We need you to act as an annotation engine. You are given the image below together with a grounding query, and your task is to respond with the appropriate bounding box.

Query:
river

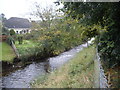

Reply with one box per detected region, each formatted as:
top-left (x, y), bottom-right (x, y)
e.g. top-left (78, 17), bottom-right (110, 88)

top-left (2, 39), bottom-right (94, 88)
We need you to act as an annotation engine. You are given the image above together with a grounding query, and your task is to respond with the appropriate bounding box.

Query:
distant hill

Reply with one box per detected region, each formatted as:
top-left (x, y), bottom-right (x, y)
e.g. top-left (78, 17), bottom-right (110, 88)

top-left (4, 17), bottom-right (31, 28)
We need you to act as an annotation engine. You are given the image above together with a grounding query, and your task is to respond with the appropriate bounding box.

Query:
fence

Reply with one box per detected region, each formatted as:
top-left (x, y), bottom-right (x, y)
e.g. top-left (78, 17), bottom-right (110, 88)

top-left (94, 48), bottom-right (109, 88)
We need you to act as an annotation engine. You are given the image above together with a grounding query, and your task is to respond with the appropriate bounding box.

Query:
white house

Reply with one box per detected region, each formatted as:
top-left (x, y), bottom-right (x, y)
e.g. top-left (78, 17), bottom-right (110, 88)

top-left (4, 17), bottom-right (31, 34)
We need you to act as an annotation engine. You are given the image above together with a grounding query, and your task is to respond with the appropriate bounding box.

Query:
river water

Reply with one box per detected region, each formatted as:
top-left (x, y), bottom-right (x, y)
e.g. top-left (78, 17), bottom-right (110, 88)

top-left (2, 40), bottom-right (94, 88)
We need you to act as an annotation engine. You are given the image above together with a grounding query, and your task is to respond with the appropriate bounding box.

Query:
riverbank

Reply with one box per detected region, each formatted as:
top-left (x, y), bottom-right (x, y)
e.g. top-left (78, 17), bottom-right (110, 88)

top-left (31, 44), bottom-right (96, 88)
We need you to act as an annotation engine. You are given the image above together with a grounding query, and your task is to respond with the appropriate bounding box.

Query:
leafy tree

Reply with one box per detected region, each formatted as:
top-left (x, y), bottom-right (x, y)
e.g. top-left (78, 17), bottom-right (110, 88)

top-left (60, 2), bottom-right (120, 68)
top-left (98, 3), bottom-right (120, 68)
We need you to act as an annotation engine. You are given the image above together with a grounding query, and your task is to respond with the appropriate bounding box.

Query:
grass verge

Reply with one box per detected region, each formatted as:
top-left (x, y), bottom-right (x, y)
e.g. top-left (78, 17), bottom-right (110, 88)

top-left (31, 45), bottom-right (96, 88)
top-left (0, 42), bottom-right (16, 62)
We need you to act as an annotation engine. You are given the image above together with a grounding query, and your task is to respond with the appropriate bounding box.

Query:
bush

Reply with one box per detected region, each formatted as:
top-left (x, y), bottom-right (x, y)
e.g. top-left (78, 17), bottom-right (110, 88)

top-left (18, 36), bottom-right (23, 44)
top-left (10, 29), bottom-right (15, 36)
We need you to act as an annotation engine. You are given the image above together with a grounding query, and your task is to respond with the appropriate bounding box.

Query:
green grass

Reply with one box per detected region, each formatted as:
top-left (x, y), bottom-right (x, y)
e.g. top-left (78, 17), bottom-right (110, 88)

top-left (15, 40), bottom-right (38, 48)
top-left (15, 40), bottom-right (39, 55)
top-left (31, 45), bottom-right (96, 88)
top-left (0, 42), bottom-right (16, 62)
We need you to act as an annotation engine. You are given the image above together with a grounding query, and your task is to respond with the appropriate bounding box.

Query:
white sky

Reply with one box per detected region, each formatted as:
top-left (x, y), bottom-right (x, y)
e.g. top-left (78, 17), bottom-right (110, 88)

top-left (0, 0), bottom-right (119, 20)
top-left (0, 0), bottom-right (60, 20)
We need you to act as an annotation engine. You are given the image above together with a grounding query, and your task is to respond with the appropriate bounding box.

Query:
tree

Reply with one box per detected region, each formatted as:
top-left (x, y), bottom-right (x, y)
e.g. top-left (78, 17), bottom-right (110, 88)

top-left (0, 14), bottom-right (9, 35)
top-left (98, 3), bottom-right (120, 68)
top-left (61, 2), bottom-right (120, 68)
top-left (31, 2), bottom-right (59, 30)
top-left (1, 13), bottom-right (7, 27)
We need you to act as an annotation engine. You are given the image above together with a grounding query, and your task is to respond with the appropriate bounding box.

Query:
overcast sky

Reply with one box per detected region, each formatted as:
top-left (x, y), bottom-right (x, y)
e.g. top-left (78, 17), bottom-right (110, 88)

top-left (0, 0), bottom-right (59, 20)
top-left (1, 0), bottom-right (119, 20)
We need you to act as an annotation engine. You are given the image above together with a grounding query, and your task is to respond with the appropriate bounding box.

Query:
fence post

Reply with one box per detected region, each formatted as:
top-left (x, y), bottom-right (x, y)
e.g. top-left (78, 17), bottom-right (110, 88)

top-left (11, 41), bottom-right (19, 58)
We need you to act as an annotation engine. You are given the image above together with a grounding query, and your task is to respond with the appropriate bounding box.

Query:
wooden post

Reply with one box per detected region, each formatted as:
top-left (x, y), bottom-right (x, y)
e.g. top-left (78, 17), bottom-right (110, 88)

top-left (11, 41), bottom-right (19, 58)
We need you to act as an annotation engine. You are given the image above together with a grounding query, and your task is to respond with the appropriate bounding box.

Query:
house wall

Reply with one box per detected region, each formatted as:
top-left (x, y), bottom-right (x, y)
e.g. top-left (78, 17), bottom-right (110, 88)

top-left (8, 28), bottom-right (31, 34)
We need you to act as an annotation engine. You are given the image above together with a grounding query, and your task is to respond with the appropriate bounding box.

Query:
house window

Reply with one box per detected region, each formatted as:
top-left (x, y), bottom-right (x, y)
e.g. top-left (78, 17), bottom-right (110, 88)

top-left (24, 30), bottom-right (26, 33)
top-left (16, 31), bottom-right (18, 34)
top-left (20, 31), bottom-right (22, 34)
top-left (27, 29), bottom-right (29, 33)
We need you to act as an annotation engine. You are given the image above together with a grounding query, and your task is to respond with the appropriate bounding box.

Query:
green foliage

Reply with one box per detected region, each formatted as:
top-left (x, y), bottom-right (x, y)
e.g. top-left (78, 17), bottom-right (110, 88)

top-left (62, 2), bottom-right (112, 25)
top-left (10, 29), bottom-right (15, 36)
top-left (16, 16), bottom-right (103, 62)
top-left (98, 27), bottom-right (120, 68)
top-left (15, 40), bottom-right (39, 55)
top-left (61, 2), bottom-right (120, 68)
top-left (97, 3), bottom-right (120, 68)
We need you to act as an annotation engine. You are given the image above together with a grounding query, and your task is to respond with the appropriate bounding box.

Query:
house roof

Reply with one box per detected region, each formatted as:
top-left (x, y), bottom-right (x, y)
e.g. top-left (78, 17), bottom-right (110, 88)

top-left (4, 17), bottom-right (31, 28)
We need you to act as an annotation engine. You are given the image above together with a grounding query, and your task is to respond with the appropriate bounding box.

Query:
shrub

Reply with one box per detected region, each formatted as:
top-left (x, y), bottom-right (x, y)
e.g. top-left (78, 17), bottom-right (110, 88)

top-left (10, 29), bottom-right (15, 36)
top-left (18, 36), bottom-right (23, 44)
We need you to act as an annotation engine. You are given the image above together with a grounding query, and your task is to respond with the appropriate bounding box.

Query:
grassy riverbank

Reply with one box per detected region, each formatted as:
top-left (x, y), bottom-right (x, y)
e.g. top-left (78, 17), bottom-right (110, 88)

top-left (31, 45), bottom-right (96, 88)
top-left (0, 42), bottom-right (16, 62)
